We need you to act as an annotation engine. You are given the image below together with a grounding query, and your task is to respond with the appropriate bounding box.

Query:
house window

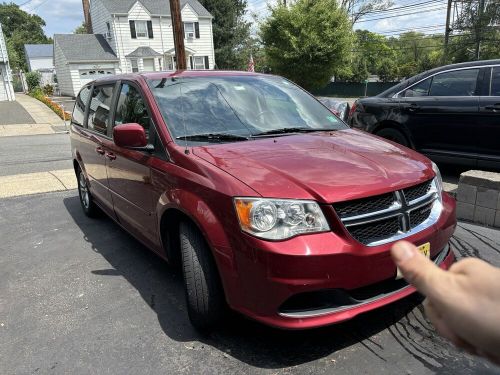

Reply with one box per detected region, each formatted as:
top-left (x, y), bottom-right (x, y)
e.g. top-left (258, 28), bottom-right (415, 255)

top-left (135, 21), bottom-right (148, 38)
top-left (106, 22), bottom-right (111, 38)
top-left (131, 59), bottom-right (139, 73)
top-left (193, 56), bottom-right (205, 70)
top-left (184, 22), bottom-right (195, 39)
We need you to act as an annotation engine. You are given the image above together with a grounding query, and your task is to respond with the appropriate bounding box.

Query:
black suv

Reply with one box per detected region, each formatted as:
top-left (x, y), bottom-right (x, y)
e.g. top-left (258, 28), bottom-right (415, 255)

top-left (349, 59), bottom-right (500, 169)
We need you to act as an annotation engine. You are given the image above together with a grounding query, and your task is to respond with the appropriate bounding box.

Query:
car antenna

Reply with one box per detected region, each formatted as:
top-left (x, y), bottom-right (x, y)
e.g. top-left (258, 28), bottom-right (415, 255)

top-left (180, 80), bottom-right (189, 155)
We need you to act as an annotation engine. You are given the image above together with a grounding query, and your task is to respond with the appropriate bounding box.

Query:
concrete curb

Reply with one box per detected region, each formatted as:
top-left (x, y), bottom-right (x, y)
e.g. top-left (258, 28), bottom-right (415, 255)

top-left (456, 170), bottom-right (500, 228)
top-left (0, 124), bottom-right (60, 137)
top-left (0, 169), bottom-right (77, 198)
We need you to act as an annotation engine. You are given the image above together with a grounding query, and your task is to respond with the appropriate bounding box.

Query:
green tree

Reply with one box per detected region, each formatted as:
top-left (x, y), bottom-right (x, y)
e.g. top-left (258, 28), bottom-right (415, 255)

top-left (449, 0), bottom-right (500, 62)
top-left (377, 58), bottom-right (398, 82)
top-left (73, 22), bottom-right (87, 34)
top-left (198, 0), bottom-right (251, 69)
top-left (260, 0), bottom-right (353, 90)
top-left (0, 3), bottom-right (52, 71)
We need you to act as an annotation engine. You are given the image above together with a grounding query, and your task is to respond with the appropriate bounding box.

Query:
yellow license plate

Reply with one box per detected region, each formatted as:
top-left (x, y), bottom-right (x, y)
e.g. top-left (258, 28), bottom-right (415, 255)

top-left (396, 242), bottom-right (430, 279)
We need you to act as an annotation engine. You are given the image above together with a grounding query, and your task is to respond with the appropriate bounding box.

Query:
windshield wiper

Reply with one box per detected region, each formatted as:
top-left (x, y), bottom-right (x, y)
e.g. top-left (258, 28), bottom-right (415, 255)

top-left (251, 127), bottom-right (328, 137)
top-left (176, 133), bottom-right (249, 142)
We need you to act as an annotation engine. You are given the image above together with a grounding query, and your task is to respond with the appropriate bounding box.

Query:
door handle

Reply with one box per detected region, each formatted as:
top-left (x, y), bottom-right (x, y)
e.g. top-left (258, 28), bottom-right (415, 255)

top-left (485, 103), bottom-right (500, 111)
top-left (95, 146), bottom-right (105, 155)
top-left (105, 152), bottom-right (116, 161)
top-left (407, 103), bottom-right (420, 112)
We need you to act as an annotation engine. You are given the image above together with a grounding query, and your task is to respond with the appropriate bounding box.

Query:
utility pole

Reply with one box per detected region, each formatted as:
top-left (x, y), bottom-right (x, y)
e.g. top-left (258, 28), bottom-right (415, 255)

top-left (169, 0), bottom-right (187, 70)
top-left (475, 0), bottom-right (486, 60)
top-left (444, 0), bottom-right (452, 61)
top-left (82, 0), bottom-right (93, 34)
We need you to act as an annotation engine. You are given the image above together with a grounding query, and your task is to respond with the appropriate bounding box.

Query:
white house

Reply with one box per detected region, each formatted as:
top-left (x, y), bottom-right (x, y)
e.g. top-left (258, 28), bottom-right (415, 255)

top-left (0, 23), bottom-right (15, 101)
top-left (24, 44), bottom-right (55, 85)
top-left (54, 0), bottom-right (215, 97)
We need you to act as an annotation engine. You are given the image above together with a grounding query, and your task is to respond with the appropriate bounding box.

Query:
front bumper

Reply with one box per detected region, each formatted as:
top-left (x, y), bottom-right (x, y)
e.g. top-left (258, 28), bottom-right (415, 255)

top-left (220, 193), bottom-right (456, 329)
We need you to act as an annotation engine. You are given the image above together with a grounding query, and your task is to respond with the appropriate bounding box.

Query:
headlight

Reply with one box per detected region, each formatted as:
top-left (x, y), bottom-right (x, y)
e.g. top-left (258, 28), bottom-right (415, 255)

top-left (234, 198), bottom-right (330, 240)
top-left (432, 162), bottom-right (443, 201)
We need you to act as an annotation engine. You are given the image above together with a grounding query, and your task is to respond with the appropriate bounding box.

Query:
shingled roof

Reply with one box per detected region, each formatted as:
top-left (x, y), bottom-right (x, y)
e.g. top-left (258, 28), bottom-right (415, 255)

top-left (24, 44), bottom-right (53, 59)
top-left (54, 34), bottom-right (118, 62)
top-left (100, 0), bottom-right (212, 17)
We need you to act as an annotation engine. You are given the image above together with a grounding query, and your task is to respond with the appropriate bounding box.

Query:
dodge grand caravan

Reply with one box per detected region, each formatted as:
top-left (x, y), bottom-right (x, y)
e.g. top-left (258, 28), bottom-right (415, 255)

top-left (71, 71), bottom-right (456, 330)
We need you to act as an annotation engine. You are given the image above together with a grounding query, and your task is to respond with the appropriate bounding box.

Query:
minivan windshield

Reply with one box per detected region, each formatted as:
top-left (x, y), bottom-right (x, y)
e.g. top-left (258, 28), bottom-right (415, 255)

top-left (148, 75), bottom-right (347, 143)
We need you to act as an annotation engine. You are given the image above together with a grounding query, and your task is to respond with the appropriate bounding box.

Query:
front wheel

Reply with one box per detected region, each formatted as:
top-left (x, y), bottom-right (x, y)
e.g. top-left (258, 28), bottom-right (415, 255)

top-left (376, 128), bottom-right (409, 147)
top-left (180, 221), bottom-right (226, 331)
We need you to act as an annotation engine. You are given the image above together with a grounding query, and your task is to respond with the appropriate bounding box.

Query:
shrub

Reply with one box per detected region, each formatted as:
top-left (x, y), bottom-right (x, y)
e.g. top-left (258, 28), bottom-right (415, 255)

top-left (25, 71), bottom-right (42, 92)
top-left (42, 84), bottom-right (54, 96)
top-left (28, 90), bottom-right (71, 121)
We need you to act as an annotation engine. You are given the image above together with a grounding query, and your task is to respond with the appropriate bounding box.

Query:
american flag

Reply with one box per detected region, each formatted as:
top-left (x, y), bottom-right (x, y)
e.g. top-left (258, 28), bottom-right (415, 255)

top-left (247, 54), bottom-right (255, 72)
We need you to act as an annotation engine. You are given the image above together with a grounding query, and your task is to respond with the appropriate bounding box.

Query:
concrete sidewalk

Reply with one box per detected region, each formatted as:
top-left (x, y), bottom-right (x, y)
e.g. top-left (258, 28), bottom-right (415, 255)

top-left (16, 94), bottom-right (66, 126)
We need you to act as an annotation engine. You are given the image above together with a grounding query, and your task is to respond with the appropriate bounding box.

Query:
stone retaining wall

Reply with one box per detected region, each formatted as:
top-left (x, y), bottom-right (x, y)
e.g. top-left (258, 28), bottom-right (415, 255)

top-left (456, 170), bottom-right (500, 228)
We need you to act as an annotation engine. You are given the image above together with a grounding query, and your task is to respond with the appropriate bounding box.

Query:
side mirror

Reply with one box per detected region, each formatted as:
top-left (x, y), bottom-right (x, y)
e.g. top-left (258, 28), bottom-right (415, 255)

top-left (113, 123), bottom-right (153, 152)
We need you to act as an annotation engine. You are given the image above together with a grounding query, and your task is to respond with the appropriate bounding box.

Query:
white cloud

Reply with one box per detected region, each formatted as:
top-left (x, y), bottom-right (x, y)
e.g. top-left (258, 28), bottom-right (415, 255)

top-left (21, 0), bottom-right (84, 36)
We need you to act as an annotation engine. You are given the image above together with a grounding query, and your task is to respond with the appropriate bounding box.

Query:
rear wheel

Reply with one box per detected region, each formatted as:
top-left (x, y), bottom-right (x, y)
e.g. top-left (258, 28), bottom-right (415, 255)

top-left (77, 166), bottom-right (99, 217)
top-left (376, 128), bottom-right (409, 147)
top-left (180, 221), bottom-right (226, 331)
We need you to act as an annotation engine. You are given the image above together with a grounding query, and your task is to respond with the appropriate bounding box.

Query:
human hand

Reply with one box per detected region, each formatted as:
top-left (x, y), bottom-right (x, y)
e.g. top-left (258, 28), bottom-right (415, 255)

top-left (391, 241), bottom-right (500, 365)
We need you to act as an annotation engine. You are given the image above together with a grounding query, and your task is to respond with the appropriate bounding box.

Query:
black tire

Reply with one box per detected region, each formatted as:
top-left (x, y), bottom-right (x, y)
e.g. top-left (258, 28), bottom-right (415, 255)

top-left (76, 166), bottom-right (100, 218)
top-left (179, 221), bottom-right (226, 331)
top-left (376, 128), bottom-right (409, 147)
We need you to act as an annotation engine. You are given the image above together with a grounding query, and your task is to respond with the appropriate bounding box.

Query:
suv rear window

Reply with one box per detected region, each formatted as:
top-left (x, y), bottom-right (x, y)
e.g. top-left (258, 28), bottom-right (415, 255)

top-left (429, 69), bottom-right (479, 97)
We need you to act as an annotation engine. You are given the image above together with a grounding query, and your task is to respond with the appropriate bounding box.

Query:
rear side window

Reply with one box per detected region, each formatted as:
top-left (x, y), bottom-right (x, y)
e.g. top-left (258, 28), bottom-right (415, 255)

top-left (403, 78), bottom-right (431, 97)
top-left (88, 84), bottom-right (116, 136)
top-left (429, 69), bottom-right (479, 97)
top-left (72, 86), bottom-right (91, 127)
top-left (491, 67), bottom-right (500, 96)
top-left (114, 83), bottom-right (151, 138)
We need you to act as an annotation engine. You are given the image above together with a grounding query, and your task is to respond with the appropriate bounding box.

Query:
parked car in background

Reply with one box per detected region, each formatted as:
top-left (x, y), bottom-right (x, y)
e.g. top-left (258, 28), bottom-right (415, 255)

top-left (71, 71), bottom-right (456, 331)
top-left (349, 59), bottom-right (500, 169)
top-left (317, 97), bottom-right (350, 121)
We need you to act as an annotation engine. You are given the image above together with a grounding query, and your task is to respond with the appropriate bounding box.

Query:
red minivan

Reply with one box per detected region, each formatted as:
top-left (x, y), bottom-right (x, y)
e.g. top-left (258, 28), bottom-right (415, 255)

top-left (71, 71), bottom-right (456, 330)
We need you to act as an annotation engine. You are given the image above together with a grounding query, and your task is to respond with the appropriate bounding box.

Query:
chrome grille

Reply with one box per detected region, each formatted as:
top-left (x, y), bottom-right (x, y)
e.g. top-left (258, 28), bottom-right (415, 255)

top-left (334, 193), bottom-right (395, 219)
top-left (333, 179), bottom-right (441, 246)
top-left (410, 202), bottom-right (434, 229)
top-left (403, 180), bottom-right (432, 202)
top-left (349, 216), bottom-right (401, 244)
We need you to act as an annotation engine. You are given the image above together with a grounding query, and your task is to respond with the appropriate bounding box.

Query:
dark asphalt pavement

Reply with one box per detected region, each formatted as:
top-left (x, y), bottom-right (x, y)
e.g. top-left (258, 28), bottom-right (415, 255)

top-left (0, 134), bottom-right (72, 176)
top-left (0, 101), bottom-right (35, 125)
top-left (1, 191), bottom-right (500, 374)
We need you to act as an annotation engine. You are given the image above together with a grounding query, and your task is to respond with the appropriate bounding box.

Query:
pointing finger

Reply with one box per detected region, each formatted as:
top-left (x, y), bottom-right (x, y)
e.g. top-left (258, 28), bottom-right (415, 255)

top-left (391, 241), bottom-right (451, 300)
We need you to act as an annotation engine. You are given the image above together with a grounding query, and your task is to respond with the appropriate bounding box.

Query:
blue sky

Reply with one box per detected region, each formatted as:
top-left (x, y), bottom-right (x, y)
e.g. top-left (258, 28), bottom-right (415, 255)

top-left (16, 0), bottom-right (448, 38)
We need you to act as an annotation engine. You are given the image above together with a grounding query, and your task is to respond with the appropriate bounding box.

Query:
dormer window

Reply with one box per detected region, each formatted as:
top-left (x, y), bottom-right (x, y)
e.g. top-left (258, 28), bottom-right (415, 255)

top-left (183, 22), bottom-right (200, 39)
top-left (135, 21), bottom-right (148, 38)
top-left (129, 20), bottom-right (154, 39)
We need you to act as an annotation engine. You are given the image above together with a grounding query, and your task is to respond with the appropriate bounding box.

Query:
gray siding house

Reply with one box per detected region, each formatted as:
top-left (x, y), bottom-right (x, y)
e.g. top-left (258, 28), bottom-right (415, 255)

top-left (24, 44), bottom-right (55, 85)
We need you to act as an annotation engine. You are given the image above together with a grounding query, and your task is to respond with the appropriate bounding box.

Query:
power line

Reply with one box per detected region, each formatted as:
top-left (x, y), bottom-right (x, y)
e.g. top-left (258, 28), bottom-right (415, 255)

top-left (354, 0), bottom-right (447, 16)
top-left (357, 6), bottom-right (449, 23)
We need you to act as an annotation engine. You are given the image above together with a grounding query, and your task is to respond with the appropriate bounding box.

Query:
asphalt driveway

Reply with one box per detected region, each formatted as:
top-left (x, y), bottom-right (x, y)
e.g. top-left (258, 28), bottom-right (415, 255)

top-left (0, 101), bottom-right (35, 125)
top-left (1, 191), bottom-right (500, 374)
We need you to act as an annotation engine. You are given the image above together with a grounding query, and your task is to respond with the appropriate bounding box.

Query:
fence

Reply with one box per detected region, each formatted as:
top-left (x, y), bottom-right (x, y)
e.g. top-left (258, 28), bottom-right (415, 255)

top-left (313, 81), bottom-right (400, 98)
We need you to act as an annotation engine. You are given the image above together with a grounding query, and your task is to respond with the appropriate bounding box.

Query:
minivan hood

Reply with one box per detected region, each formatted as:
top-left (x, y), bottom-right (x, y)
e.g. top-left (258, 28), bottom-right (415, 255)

top-left (193, 129), bottom-right (434, 203)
